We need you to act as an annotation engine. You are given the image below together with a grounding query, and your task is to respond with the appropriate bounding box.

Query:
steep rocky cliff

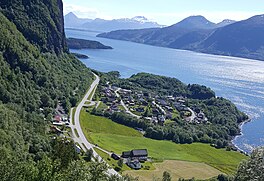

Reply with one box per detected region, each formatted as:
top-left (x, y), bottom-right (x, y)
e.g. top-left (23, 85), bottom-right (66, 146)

top-left (0, 0), bottom-right (67, 54)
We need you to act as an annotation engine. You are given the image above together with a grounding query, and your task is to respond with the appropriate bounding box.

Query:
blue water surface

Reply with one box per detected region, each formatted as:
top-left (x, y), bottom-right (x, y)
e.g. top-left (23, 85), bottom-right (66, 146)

top-left (66, 29), bottom-right (264, 153)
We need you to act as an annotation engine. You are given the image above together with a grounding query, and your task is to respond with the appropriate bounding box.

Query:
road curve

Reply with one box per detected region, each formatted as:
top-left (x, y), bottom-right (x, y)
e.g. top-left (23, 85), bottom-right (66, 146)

top-left (72, 73), bottom-right (119, 176)
top-left (114, 89), bottom-right (141, 119)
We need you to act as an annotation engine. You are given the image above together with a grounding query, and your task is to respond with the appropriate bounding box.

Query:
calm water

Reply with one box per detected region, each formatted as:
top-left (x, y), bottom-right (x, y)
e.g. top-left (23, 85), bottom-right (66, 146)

top-left (66, 29), bottom-right (264, 153)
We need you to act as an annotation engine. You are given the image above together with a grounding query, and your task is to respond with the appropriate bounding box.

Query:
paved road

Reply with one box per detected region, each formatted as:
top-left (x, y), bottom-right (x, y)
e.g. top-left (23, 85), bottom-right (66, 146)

top-left (114, 88), bottom-right (141, 119)
top-left (70, 73), bottom-right (119, 176)
top-left (152, 101), bottom-right (166, 115)
top-left (186, 107), bottom-right (196, 122)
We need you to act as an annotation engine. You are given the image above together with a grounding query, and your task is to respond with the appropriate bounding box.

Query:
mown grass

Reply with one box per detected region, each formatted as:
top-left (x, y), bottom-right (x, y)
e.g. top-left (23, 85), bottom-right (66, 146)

top-left (80, 110), bottom-right (247, 175)
top-left (80, 110), bottom-right (142, 137)
top-left (90, 134), bottom-right (246, 174)
top-left (124, 160), bottom-right (222, 181)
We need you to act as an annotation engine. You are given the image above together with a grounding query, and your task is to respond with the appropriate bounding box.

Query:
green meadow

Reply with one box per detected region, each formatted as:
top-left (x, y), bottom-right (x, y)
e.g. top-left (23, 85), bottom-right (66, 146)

top-left (80, 110), bottom-right (247, 174)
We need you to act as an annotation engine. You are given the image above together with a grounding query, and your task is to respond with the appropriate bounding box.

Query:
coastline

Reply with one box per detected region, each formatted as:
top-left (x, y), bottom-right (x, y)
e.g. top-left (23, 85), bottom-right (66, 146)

top-left (231, 118), bottom-right (252, 155)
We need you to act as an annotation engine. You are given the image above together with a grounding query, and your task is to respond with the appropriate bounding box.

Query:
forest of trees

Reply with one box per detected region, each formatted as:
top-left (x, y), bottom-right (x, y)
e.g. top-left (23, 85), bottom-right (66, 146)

top-left (0, 2), bottom-right (101, 180)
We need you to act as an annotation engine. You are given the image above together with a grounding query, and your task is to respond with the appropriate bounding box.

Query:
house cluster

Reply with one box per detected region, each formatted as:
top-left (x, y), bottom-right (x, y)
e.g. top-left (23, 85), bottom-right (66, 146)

top-left (120, 89), bottom-right (149, 111)
top-left (50, 103), bottom-right (70, 135)
top-left (101, 86), bottom-right (122, 113)
top-left (99, 84), bottom-right (208, 125)
top-left (191, 107), bottom-right (208, 124)
top-left (121, 149), bottom-right (148, 170)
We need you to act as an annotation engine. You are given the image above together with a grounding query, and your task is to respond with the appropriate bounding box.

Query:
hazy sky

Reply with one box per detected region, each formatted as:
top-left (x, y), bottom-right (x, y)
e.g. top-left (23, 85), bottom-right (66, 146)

top-left (62, 0), bottom-right (264, 25)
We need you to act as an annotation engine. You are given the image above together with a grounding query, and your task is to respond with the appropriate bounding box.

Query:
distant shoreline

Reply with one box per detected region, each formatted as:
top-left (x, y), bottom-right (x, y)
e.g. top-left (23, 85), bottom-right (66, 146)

top-left (65, 27), bottom-right (103, 34)
top-left (71, 52), bottom-right (89, 59)
top-left (67, 37), bottom-right (113, 50)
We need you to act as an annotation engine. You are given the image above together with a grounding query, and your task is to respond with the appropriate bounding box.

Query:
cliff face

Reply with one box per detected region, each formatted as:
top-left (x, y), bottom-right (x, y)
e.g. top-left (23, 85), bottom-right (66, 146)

top-left (0, 0), bottom-right (68, 54)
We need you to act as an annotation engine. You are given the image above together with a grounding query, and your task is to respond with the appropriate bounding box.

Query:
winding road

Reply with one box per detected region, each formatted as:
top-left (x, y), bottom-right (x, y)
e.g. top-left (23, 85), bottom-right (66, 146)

top-left (114, 88), bottom-right (141, 119)
top-left (70, 73), bottom-right (119, 176)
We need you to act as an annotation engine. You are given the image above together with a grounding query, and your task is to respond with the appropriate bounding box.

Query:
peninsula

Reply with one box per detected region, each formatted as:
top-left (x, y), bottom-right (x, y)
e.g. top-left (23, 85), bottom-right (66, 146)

top-left (67, 37), bottom-right (113, 50)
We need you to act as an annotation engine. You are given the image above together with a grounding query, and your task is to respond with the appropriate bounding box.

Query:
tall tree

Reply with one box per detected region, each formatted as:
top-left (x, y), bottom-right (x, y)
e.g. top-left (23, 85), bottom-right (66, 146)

top-left (234, 147), bottom-right (264, 181)
top-left (162, 171), bottom-right (171, 181)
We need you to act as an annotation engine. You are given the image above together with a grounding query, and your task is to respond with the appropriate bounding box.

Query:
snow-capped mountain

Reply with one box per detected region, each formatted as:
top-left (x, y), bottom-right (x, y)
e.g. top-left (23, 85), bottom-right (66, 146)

top-left (64, 12), bottom-right (163, 32)
top-left (217, 19), bottom-right (236, 27)
top-left (131, 16), bottom-right (150, 23)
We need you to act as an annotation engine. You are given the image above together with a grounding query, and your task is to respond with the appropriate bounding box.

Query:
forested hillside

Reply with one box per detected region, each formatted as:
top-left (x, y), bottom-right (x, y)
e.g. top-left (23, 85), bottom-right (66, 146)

top-left (0, 1), bottom-right (112, 180)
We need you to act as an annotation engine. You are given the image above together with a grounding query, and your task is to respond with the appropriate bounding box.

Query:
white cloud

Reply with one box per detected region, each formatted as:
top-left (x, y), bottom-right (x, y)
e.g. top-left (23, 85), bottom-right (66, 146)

top-left (63, 3), bottom-right (98, 18)
top-left (63, 2), bottom-right (113, 20)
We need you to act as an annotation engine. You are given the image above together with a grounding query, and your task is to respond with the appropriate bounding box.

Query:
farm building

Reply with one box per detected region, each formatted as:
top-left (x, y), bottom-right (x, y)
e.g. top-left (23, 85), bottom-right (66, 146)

top-left (122, 149), bottom-right (148, 161)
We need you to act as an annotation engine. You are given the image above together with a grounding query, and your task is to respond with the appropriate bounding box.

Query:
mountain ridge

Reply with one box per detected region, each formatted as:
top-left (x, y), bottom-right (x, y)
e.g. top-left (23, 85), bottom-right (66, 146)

top-left (98, 14), bottom-right (264, 61)
top-left (64, 12), bottom-right (163, 32)
top-left (98, 15), bottom-right (216, 48)
top-left (170, 15), bottom-right (216, 30)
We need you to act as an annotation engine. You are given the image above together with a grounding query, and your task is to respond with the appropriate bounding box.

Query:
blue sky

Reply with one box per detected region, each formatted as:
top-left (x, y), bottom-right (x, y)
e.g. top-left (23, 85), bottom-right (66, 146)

top-left (62, 0), bottom-right (264, 25)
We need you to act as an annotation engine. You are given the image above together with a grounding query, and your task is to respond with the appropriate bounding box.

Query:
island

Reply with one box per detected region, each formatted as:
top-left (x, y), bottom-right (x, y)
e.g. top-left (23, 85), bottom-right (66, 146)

top-left (67, 37), bottom-right (113, 49)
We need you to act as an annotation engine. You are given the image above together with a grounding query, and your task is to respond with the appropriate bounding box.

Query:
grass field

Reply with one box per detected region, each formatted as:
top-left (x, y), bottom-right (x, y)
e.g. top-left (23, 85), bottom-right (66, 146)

top-left (80, 110), bottom-right (142, 137)
top-left (124, 160), bottom-right (222, 181)
top-left (91, 133), bottom-right (246, 174)
top-left (80, 110), bottom-right (247, 176)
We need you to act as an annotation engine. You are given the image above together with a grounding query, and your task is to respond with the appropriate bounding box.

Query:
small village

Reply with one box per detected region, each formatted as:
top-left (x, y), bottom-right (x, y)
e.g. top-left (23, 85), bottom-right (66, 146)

top-left (99, 83), bottom-right (209, 126)
top-left (47, 80), bottom-right (211, 171)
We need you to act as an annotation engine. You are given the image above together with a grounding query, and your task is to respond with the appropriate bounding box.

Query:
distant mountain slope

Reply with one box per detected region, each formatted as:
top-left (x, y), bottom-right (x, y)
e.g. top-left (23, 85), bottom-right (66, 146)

top-left (198, 15), bottom-right (264, 60)
top-left (98, 14), bottom-right (264, 61)
top-left (64, 12), bottom-right (163, 32)
top-left (171, 15), bottom-right (216, 29)
top-left (64, 12), bottom-right (92, 28)
top-left (98, 16), bottom-right (215, 47)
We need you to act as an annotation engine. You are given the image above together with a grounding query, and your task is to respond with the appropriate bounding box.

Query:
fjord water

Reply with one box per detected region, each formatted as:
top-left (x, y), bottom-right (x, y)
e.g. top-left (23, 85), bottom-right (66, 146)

top-left (66, 29), bottom-right (264, 153)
